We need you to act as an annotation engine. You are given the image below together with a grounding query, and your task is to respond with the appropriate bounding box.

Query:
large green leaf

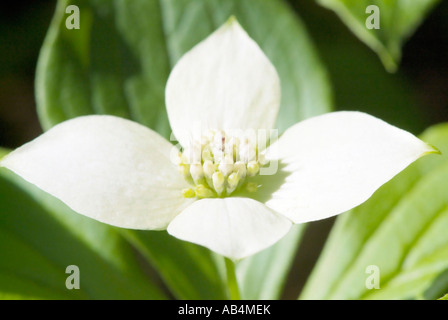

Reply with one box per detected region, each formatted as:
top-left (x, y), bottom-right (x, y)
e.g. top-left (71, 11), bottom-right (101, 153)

top-left (0, 148), bottom-right (9, 160)
top-left (35, 0), bottom-right (332, 299)
top-left (301, 123), bottom-right (448, 300)
top-left (237, 224), bottom-right (305, 300)
top-left (439, 293), bottom-right (448, 300)
top-left (0, 168), bottom-right (166, 299)
top-left (122, 230), bottom-right (228, 300)
top-left (36, 0), bottom-right (172, 136)
top-left (316, 0), bottom-right (441, 72)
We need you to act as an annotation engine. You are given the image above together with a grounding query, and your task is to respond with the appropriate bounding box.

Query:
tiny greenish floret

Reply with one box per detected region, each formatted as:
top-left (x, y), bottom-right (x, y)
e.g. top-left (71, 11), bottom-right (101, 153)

top-left (175, 129), bottom-right (268, 199)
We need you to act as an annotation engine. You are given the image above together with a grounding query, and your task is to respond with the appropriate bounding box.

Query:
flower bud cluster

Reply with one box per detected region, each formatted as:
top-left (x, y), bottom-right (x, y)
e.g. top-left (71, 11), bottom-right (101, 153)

top-left (176, 130), bottom-right (268, 198)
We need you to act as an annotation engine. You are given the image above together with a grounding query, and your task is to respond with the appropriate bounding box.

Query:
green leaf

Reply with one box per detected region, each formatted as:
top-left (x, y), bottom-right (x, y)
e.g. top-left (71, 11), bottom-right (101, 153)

top-left (291, 0), bottom-right (433, 135)
top-left (0, 168), bottom-right (166, 299)
top-left (0, 148), bottom-right (10, 160)
top-left (438, 293), bottom-right (448, 300)
top-left (301, 123), bottom-right (448, 300)
top-left (36, 0), bottom-right (173, 136)
top-left (122, 230), bottom-right (228, 300)
top-left (237, 224), bottom-right (305, 300)
top-left (316, 0), bottom-right (441, 72)
top-left (36, 0), bottom-right (332, 299)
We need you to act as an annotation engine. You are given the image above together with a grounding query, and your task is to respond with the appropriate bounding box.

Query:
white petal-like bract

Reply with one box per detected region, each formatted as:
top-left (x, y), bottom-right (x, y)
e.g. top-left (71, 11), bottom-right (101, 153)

top-left (165, 18), bottom-right (281, 148)
top-left (262, 111), bottom-right (437, 224)
top-left (0, 115), bottom-right (193, 230)
top-left (167, 197), bottom-right (292, 260)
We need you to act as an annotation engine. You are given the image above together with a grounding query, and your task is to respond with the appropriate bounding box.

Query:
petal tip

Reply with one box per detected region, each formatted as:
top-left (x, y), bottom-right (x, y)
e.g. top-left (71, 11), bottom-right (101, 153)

top-left (225, 15), bottom-right (238, 26)
top-left (423, 143), bottom-right (442, 156)
top-left (220, 15), bottom-right (248, 39)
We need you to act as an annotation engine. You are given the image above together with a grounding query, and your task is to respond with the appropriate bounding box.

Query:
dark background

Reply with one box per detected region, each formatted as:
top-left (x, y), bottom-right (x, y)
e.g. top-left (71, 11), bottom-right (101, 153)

top-left (0, 0), bottom-right (447, 299)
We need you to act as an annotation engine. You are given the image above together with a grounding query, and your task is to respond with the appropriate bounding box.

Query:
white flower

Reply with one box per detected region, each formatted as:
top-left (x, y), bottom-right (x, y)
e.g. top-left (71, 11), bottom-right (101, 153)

top-left (0, 18), bottom-right (438, 260)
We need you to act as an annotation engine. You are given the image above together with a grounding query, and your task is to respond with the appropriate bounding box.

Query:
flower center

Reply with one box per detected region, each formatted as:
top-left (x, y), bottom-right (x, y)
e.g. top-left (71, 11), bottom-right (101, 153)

top-left (175, 130), bottom-right (268, 198)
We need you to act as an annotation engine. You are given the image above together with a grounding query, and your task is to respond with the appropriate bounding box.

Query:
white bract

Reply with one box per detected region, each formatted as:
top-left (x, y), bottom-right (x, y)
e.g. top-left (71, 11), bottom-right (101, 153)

top-left (0, 19), bottom-right (438, 260)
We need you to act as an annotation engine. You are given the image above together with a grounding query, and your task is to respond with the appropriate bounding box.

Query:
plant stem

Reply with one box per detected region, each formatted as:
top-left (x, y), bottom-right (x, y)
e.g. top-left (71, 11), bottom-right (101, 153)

top-left (225, 257), bottom-right (241, 300)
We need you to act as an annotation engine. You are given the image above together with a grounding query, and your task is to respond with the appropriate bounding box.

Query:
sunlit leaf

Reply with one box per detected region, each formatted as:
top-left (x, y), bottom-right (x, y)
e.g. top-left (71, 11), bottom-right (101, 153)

top-left (438, 293), bottom-right (448, 300)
